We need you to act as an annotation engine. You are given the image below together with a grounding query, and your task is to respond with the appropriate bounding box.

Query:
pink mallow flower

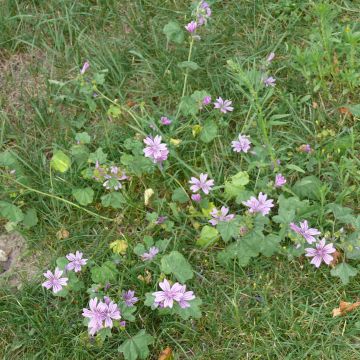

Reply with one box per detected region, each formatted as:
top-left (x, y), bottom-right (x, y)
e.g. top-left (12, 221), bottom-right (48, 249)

top-left (266, 52), bottom-right (275, 62)
top-left (264, 76), bottom-right (276, 87)
top-left (185, 21), bottom-right (197, 33)
top-left (122, 290), bottom-right (139, 307)
top-left (243, 192), bottom-right (274, 216)
top-left (152, 279), bottom-right (183, 308)
top-left (209, 206), bottom-right (235, 226)
top-left (203, 96), bottom-right (211, 105)
top-left (191, 193), bottom-right (202, 202)
top-left (305, 238), bottom-right (336, 268)
top-left (80, 61), bottom-right (90, 75)
top-left (178, 285), bottom-right (196, 309)
top-left (231, 134), bottom-right (251, 153)
top-left (143, 135), bottom-right (169, 164)
top-left (289, 220), bottom-right (321, 244)
top-left (103, 300), bottom-right (121, 328)
top-left (66, 251), bottom-right (87, 272)
top-left (160, 116), bottom-right (171, 125)
top-left (189, 173), bottom-right (214, 195)
top-left (82, 298), bottom-right (107, 335)
top-left (274, 174), bottom-right (286, 188)
top-left (141, 247), bottom-right (159, 261)
top-left (214, 97), bottom-right (234, 113)
top-left (42, 267), bottom-right (68, 294)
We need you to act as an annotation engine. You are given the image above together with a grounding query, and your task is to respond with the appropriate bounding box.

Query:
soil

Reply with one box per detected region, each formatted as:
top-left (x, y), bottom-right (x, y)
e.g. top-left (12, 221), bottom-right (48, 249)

top-left (0, 233), bottom-right (39, 289)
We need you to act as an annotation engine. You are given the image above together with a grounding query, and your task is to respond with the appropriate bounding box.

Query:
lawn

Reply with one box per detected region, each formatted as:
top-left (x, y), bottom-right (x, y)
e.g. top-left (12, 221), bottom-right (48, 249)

top-left (1, 0), bottom-right (360, 359)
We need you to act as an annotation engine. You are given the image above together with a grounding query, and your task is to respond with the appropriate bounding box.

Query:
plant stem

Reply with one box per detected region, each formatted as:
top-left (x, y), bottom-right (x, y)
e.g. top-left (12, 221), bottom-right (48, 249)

top-left (3, 175), bottom-right (114, 222)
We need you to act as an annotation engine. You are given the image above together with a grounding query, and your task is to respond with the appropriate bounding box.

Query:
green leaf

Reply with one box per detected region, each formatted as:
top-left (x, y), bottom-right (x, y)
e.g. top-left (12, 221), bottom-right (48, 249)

top-left (292, 176), bottom-right (322, 200)
top-left (346, 104), bottom-right (360, 116)
top-left (160, 251), bottom-right (194, 283)
top-left (197, 225), bottom-right (220, 247)
top-left (224, 171), bottom-right (249, 200)
top-left (217, 220), bottom-right (239, 242)
top-left (72, 187), bottom-right (94, 206)
top-left (50, 150), bottom-right (71, 173)
top-left (133, 244), bottom-right (146, 256)
top-left (171, 188), bottom-right (189, 203)
top-left (178, 61), bottom-right (199, 71)
top-left (56, 257), bottom-right (68, 270)
top-left (23, 208), bottom-right (38, 228)
top-left (286, 164), bottom-right (305, 174)
top-left (200, 120), bottom-right (218, 143)
top-left (121, 154), bottom-right (153, 176)
top-left (91, 261), bottom-right (118, 284)
top-left (71, 144), bottom-right (90, 165)
top-left (107, 104), bottom-right (121, 118)
top-left (260, 234), bottom-right (281, 256)
top-left (330, 263), bottom-right (358, 285)
top-left (179, 96), bottom-right (198, 116)
top-left (0, 201), bottom-right (24, 223)
top-left (175, 298), bottom-right (202, 320)
top-left (163, 21), bottom-right (184, 44)
top-left (120, 303), bottom-right (137, 322)
top-left (88, 147), bottom-right (107, 164)
top-left (118, 330), bottom-right (154, 360)
top-left (101, 192), bottom-right (126, 209)
top-left (327, 203), bottom-right (355, 224)
top-left (75, 132), bottom-right (91, 144)
top-left (217, 228), bottom-right (264, 266)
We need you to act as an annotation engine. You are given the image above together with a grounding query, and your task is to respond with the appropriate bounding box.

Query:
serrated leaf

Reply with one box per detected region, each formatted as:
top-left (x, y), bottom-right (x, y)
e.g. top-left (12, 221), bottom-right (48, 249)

top-left (175, 298), bottom-right (202, 320)
top-left (50, 150), bottom-right (71, 173)
top-left (160, 251), bottom-right (193, 283)
top-left (224, 171), bottom-right (249, 200)
top-left (200, 120), bottom-right (218, 143)
top-left (91, 261), bottom-right (118, 284)
top-left (72, 187), bottom-right (94, 206)
top-left (217, 220), bottom-right (239, 242)
top-left (23, 208), bottom-right (38, 228)
top-left (120, 303), bottom-right (137, 322)
top-left (56, 257), bottom-right (68, 270)
top-left (0, 201), bottom-right (24, 223)
top-left (163, 21), bottom-right (184, 44)
top-left (179, 96), bottom-right (198, 116)
top-left (292, 176), bottom-right (321, 200)
top-left (118, 330), bottom-right (154, 360)
top-left (178, 61), bottom-right (199, 70)
top-left (101, 192), bottom-right (126, 209)
top-left (171, 188), bottom-right (188, 203)
top-left (88, 148), bottom-right (107, 164)
top-left (330, 263), bottom-right (358, 285)
top-left (260, 234), bottom-right (281, 256)
top-left (75, 132), bottom-right (91, 144)
top-left (197, 225), bottom-right (220, 247)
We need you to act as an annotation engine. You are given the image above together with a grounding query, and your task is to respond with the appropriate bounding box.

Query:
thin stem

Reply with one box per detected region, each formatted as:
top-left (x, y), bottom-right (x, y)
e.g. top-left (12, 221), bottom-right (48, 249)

top-left (3, 175), bottom-right (114, 222)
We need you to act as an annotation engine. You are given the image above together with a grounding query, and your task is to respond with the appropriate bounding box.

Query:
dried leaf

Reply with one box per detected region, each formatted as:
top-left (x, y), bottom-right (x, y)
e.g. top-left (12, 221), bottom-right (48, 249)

top-left (56, 228), bottom-right (69, 239)
top-left (144, 188), bottom-right (154, 206)
top-left (332, 300), bottom-right (360, 317)
top-left (110, 239), bottom-right (128, 255)
top-left (312, 101), bottom-right (318, 109)
top-left (138, 269), bottom-right (152, 284)
top-left (329, 250), bottom-right (341, 267)
top-left (158, 347), bottom-right (173, 360)
top-left (339, 107), bottom-right (350, 115)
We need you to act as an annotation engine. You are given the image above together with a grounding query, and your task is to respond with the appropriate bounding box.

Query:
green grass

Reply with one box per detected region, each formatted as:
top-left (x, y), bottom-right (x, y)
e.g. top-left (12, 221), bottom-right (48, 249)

top-left (1, 0), bottom-right (360, 359)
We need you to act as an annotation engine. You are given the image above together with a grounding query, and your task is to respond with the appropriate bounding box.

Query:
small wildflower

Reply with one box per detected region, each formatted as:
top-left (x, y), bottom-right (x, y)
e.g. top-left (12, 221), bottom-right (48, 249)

top-left (264, 76), bottom-right (276, 87)
top-left (189, 173), bottom-right (214, 195)
top-left (305, 239), bottom-right (336, 268)
top-left (185, 21), bottom-right (197, 33)
top-left (178, 285), bottom-right (196, 309)
top-left (243, 192), bottom-right (274, 216)
top-left (197, 1), bottom-right (212, 25)
top-left (80, 61), bottom-right (90, 74)
top-left (66, 251), bottom-right (88, 272)
top-left (160, 117), bottom-right (171, 125)
top-left (143, 135), bottom-right (169, 164)
top-left (42, 267), bottom-right (68, 294)
top-left (231, 134), bottom-right (251, 153)
top-left (209, 206), bottom-right (235, 226)
top-left (203, 96), bottom-right (211, 105)
top-left (103, 300), bottom-right (121, 328)
top-left (290, 220), bottom-right (321, 244)
top-left (152, 279), bottom-right (183, 308)
top-left (120, 320), bottom-right (126, 328)
top-left (191, 193), bottom-right (202, 202)
top-left (155, 216), bottom-right (167, 225)
top-left (266, 52), bottom-right (275, 62)
top-left (122, 290), bottom-right (139, 307)
top-left (214, 97), bottom-right (234, 113)
top-left (82, 298), bottom-right (107, 335)
top-left (299, 144), bottom-right (312, 153)
top-left (141, 247), bottom-right (159, 261)
top-left (274, 174), bottom-right (286, 188)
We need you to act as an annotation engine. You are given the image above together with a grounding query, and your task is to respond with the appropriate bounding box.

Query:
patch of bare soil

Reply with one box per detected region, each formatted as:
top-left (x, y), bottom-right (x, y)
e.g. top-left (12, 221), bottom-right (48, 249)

top-left (0, 233), bottom-right (39, 289)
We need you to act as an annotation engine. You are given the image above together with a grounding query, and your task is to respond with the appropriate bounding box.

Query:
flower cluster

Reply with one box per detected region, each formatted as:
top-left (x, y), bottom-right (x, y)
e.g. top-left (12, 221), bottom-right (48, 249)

top-left (152, 279), bottom-right (195, 309)
top-left (184, 1), bottom-right (212, 35)
top-left (42, 251), bottom-right (87, 294)
top-left (82, 296), bottom-right (121, 335)
top-left (93, 161), bottom-right (127, 190)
